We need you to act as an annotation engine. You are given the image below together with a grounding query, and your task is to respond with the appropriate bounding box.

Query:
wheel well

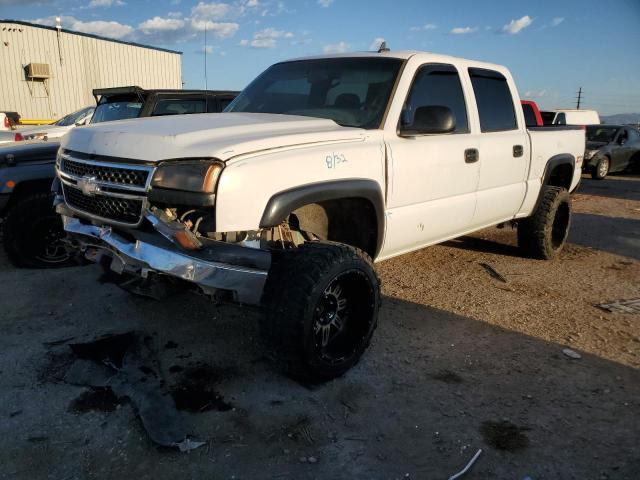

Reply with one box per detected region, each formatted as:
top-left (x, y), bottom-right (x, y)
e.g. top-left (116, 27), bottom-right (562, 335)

top-left (4, 178), bottom-right (53, 211)
top-left (546, 163), bottom-right (573, 190)
top-left (290, 198), bottom-right (379, 259)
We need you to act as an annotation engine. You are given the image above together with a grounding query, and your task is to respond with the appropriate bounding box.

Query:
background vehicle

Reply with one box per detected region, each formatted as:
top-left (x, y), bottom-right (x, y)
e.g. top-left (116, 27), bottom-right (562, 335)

top-left (1, 88), bottom-right (238, 268)
top-left (20, 106), bottom-right (95, 141)
top-left (0, 111), bottom-right (20, 131)
top-left (91, 86), bottom-right (238, 123)
top-left (584, 124), bottom-right (640, 179)
top-left (521, 100), bottom-right (543, 127)
top-left (56, 51), bottom-right (585, 382)
top-left (552, 109), bottom-right (600, 126)
top-left (0, 130), bottom-right (23, 145)
top-left (540, 110), bottom-right (556, 125)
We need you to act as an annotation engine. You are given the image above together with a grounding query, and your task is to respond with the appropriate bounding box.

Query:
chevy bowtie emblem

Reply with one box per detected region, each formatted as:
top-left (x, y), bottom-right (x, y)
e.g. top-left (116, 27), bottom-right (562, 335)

top-left (77, 175), bottom-right (100, 196)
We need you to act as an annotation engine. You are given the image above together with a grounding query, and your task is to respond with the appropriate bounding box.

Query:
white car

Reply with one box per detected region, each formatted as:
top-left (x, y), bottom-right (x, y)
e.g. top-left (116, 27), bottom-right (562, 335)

top-left (56, 50), bottom-right (585, 381)
top-left (552, 109), bottom-right (600, 126)
top-left (20, 106), bottom-right (94, 141)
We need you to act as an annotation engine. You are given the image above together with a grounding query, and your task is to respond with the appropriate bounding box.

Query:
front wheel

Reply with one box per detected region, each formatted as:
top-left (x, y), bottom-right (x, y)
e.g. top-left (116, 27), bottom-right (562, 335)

top-left (3, 192), bottom-right (75, 268)
top-left (261, 242), bottom-right (380, 382)
top-left (517, 186), bottom-right (571, 260)
top-left (591, 156), bottom-right (610, 180)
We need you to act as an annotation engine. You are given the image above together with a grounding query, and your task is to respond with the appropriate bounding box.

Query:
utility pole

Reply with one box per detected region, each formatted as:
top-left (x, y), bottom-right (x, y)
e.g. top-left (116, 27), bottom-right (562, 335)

top-left (576, 87), bottom-right (582, 109)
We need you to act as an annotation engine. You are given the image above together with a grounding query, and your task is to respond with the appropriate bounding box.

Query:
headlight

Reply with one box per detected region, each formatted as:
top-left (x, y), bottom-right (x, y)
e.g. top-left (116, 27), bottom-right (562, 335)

top-left (585, 149), bottom-right (599, 160)
top-left (151, 160), bottom-right (224, 193)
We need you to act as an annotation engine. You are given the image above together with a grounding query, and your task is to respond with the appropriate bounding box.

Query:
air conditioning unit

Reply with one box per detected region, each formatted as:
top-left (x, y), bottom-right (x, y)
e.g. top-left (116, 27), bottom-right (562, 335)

top-left (26, 63), bottom-right (51, 79)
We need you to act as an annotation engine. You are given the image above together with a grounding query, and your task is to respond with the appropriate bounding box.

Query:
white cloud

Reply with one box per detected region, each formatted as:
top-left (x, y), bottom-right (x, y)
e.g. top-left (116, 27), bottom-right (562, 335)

top-left (410, 23), bottom-right (437, 32)
top-left (450, 26), bottom-right (477, 35)
top-left (245, 0), bottom-right (259, 7)
top-left (523, 89), bottom-right (547, 98)
top-left (323, 41), bottom-right (348, 53)
top-left (88, 0), bottom-right (125, 7)
top-left (551, 17), bottom-right (564, 27)
top-left (190, 19), bottom-right (239, 38)
top-left (317, 0), bottom-right (334, 6)
top-left (369, 37), bottom-right (385, 51)
top-left (191, 2), bottom-right (232, 21)
top-left (502, 15), bottom-right (533, 34)
top-left (32, 15), bottom-right (134, 39)
top-left (167, 11), bottom-right (183, 19)
top-left (138, 17), bottom-right (185, 34)
top-left (240, 27), bottom-right (293, 48)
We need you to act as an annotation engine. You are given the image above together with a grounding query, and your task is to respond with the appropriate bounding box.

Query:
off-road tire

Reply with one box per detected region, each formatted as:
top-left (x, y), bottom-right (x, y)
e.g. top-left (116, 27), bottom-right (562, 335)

top-left (517, 186), bottom-right (571, 260)
top-left (2, 192), bottom-right (74, 268)
top-left (591, 156), bottom-right (610, 180)
top-left (261, 242), bottom-right (380, 382)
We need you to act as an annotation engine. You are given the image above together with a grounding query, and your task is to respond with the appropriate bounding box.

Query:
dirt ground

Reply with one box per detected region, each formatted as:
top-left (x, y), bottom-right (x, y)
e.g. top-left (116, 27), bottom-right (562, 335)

top-left (0, 174), bottom-right (638, 480)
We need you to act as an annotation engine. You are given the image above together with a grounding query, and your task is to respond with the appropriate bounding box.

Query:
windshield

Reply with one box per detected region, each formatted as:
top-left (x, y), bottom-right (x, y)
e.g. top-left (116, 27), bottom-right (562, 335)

top-left (55, 106), bottom-right (94, 126)
top-left (225, 57), bottom-right (404, 129)
top-left (91, 101), bottom-right (142, 124)
top-left (586, 126), bottom-right (618, 143)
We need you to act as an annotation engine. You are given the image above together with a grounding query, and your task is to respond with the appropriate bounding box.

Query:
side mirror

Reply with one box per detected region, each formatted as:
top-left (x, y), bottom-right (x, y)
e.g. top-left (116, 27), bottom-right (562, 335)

top-left (618, 137), bottom-right (626, 145)
top-left (400, 105), bottom-right (455, 136)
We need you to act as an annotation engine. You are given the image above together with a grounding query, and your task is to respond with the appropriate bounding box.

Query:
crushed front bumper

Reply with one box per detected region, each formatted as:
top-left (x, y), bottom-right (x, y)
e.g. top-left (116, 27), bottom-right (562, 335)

top-left (61, 213), bottom-right (271, 306)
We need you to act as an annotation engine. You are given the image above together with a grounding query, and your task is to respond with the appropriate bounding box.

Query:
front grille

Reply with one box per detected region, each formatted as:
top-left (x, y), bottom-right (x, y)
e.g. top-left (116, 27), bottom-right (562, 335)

top-left (63, 185), bottom-right (143, 224)
top-left (61, 157), bottom-right (149, 187)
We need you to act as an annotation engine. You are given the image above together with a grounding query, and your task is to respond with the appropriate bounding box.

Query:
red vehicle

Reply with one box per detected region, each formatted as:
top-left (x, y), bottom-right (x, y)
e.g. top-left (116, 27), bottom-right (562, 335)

top-left (521, 100), bottom-right (543, 127)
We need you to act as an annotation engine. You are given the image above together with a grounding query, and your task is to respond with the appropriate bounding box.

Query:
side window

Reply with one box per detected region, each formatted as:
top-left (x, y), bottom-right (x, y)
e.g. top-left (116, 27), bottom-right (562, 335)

top-left (554, 113), bottom-right (566, 125)
top-left (152, 98), bottom-right (207, 116)
top-left (628, 128), bottom-right (640, 141)
top-left (522, 104), bottom-right (537, 127)
top-left (401, 64), bottom-right (469, 133)
top-left (469, 68), bottom-right (517, 132)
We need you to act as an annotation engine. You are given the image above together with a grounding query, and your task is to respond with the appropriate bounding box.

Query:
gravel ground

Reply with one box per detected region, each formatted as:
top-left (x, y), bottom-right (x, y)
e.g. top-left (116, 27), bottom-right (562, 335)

top-left (0, 174), bottom-right (638, 480)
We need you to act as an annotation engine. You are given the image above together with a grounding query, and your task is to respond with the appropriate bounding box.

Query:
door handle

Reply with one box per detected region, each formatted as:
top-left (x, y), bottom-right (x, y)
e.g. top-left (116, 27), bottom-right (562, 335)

top-left (513, 145), bottom-right (524, 157)
top-left (464, 148), bottom-right (479, 163)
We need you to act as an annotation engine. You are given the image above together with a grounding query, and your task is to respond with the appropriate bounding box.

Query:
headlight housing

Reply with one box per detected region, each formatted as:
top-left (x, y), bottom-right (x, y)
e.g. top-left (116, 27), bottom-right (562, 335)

top-left (585, 149), bottom-right (599, 160)
top-left (151, 159), bottom-right (224, 193)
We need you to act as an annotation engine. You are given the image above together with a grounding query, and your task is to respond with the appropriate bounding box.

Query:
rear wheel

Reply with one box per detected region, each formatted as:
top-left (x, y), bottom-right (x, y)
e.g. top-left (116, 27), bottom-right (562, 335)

top-left (591, 156), bottom-right (610, 180)
top-left (261, 242), bottom-right (380, 382)
top-left (517, 186), bottom-right (571, 260)
top-left (3, 192), bottom-right (74, 268)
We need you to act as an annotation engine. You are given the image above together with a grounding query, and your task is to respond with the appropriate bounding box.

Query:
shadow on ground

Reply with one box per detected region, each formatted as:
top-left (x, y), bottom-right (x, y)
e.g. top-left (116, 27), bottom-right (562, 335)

top-left (0, 261), bottom-right (638, 480)
top-left (577, 174), bottom-right (640, 201)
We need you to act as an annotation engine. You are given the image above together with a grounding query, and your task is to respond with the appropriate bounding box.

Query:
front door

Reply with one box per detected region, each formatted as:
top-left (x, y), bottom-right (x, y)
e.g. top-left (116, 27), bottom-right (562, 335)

top-left (382, 63), bottom-right (480, 258)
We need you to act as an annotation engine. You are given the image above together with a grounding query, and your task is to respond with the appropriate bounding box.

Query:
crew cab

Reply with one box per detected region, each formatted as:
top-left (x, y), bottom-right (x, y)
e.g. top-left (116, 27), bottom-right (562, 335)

top-left (56, 51), bottom-right (585, 381)
top-left (1, 88), bottom-right (238, 268)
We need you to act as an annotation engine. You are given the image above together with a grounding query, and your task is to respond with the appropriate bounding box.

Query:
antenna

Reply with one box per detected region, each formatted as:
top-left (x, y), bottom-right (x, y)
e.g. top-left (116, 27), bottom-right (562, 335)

top-left (377, 41), bottom-right (390, 53)
top-left (204, 23), bottom-right (208, 90)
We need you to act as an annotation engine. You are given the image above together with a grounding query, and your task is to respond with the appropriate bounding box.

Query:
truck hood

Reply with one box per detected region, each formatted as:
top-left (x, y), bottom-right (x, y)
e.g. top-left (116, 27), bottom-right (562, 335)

top-left (60, 113), bottom-right (366, 162)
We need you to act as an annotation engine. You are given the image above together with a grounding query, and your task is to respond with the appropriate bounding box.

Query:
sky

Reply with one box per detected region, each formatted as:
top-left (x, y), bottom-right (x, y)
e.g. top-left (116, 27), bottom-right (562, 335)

top-left (1, 0), bottom-right (639, 115)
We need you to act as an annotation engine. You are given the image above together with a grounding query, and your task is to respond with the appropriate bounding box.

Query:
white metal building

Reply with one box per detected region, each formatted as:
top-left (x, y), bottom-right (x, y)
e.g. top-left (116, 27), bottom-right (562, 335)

top-left (0, 20), bottom-right (182, 122)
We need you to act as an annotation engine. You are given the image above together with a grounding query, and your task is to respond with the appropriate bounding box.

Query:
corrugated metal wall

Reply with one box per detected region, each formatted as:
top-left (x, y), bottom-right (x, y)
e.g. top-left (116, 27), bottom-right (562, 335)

top-left (0, 22), bottom-right (182, 120)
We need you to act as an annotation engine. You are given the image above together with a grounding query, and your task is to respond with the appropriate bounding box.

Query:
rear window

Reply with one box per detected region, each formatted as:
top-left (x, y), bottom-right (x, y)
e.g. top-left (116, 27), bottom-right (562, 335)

top-left (91, 101), bottom-right (142, 124)
top-left (152, 98), bottom-right (207, 116)
top-left (469, 68), bottom-right (517, 132)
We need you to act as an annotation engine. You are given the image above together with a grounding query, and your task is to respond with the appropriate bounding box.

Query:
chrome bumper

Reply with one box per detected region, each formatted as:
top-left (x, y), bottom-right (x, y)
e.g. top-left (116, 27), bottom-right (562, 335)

top-left (61, 215), bottom-right (269, 305)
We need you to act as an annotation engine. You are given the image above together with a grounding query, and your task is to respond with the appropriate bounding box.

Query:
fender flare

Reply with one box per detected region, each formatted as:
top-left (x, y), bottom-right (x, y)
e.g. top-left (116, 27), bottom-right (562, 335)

top-left (542, 153), bottom-right (575, 186)
top-left (259, 179), bottom-right (385, 258)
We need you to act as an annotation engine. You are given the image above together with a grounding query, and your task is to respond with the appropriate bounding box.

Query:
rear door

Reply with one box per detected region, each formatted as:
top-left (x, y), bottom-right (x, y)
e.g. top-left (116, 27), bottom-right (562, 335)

top-left (468, 68), bottom-right (529, 226)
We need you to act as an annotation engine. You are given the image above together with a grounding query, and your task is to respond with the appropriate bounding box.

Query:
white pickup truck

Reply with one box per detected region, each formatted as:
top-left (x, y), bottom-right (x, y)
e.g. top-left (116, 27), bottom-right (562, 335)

top-left (55, 51), bottom-right (585, 381)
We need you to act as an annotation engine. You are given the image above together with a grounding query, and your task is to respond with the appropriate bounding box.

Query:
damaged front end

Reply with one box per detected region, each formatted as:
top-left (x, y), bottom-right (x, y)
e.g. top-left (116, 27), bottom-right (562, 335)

top-left (55, 151), bottom-right (276, 305)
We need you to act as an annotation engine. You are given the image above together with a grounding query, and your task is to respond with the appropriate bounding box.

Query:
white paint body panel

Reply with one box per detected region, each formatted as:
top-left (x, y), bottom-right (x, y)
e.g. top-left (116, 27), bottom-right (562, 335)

top-left (60, 51), bottom-right (586, 262)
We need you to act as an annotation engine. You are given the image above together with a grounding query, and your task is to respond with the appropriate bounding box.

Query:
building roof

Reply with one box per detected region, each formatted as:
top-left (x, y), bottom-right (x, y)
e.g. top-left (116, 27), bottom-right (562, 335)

top-left (0, 19), bottom-right (182, 55)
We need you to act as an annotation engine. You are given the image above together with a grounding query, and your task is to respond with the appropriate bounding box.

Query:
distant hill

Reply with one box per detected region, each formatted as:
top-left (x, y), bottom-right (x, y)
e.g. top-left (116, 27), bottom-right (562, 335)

top-left (600, 113), bottom-right (640, 124)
